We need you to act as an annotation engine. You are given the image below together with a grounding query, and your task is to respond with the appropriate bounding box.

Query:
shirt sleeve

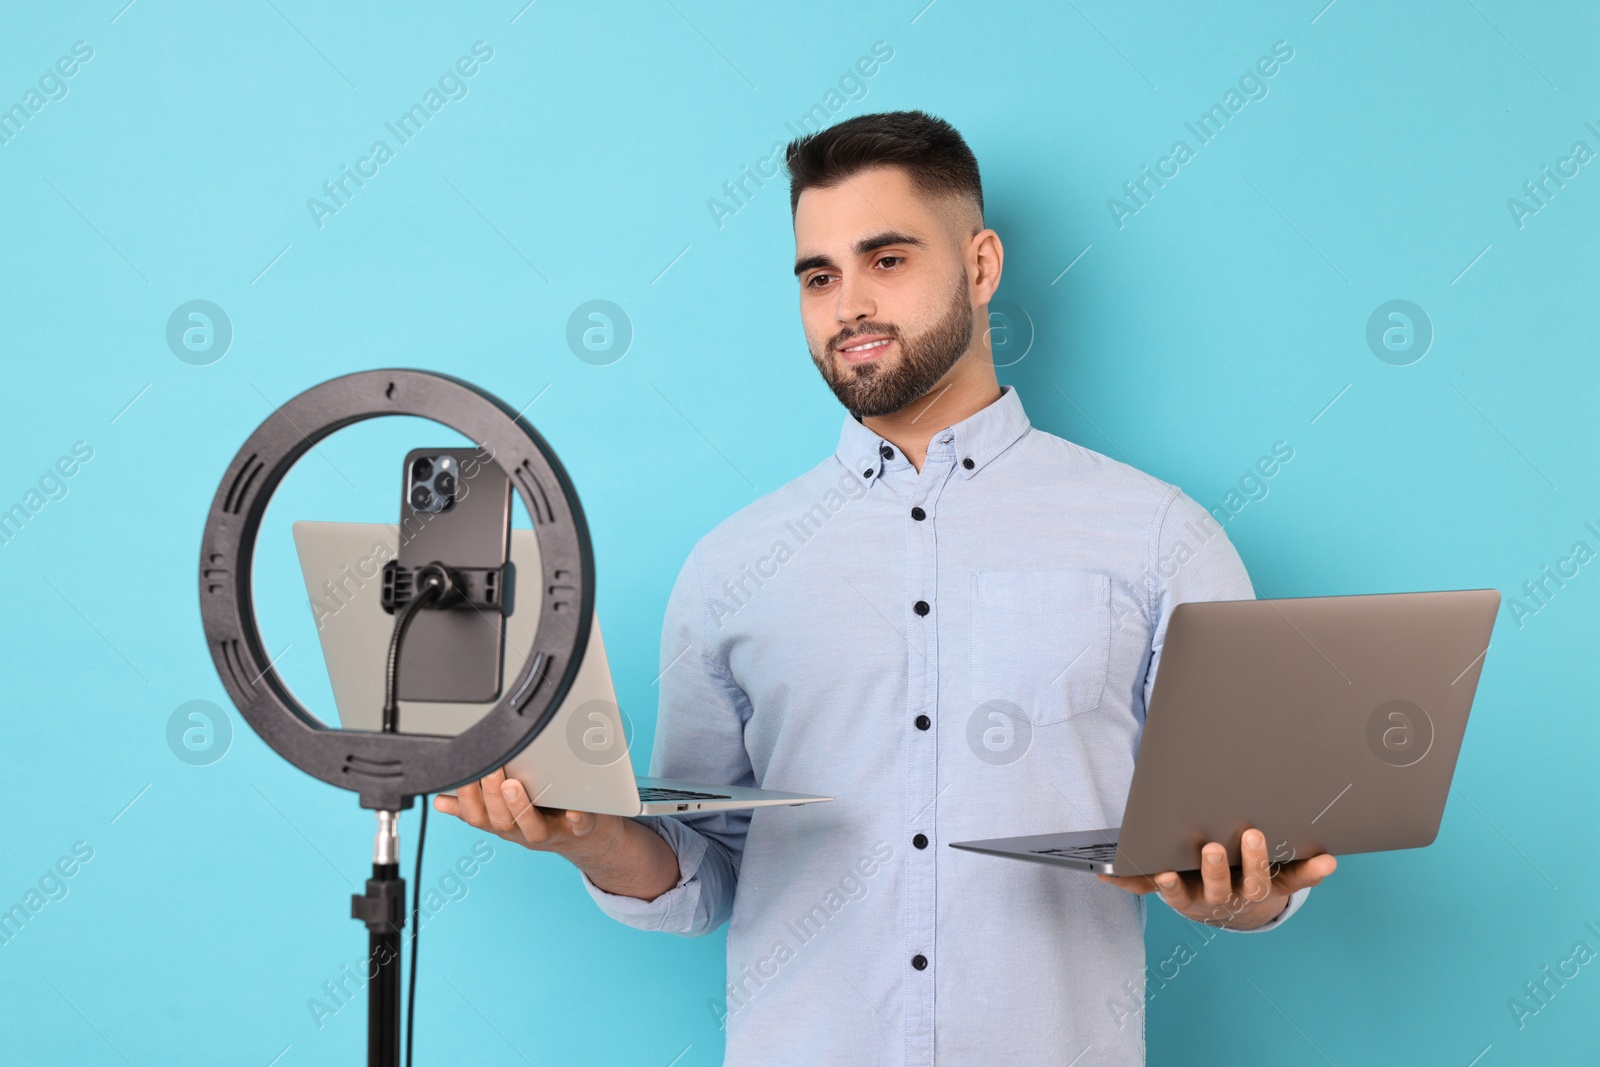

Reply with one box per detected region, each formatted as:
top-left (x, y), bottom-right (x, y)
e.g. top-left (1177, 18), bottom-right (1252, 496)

top-left (1143, 488), bottom-right (1255, 711)
top-left (1144, 488), bottom-right (1311, 934)
top-left (1229, 885), bottom-right (1310, 933)
top-left (578, 540), bottom-right (751, 937)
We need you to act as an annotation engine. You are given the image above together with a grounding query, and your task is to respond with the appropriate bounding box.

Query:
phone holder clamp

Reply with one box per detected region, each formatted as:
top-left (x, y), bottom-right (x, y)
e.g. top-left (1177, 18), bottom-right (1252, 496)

top-left (379, 560), bottom-right (513, 615)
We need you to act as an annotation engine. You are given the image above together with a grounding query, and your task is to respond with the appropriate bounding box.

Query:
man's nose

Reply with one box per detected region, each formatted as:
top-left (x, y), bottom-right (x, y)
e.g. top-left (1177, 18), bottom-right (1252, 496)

top-left (833, 271), bottom-right (875, 324)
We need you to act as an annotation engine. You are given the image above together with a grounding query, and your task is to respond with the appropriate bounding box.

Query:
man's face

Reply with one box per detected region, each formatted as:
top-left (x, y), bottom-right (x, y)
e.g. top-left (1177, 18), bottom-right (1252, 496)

top-left (793, 165), bottom-right (980, 418)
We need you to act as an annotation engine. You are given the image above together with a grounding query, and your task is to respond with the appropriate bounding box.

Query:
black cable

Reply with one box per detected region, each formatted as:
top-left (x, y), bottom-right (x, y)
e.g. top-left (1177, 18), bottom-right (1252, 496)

top-left (380, 564), bottom-right (448, 1067)
top-left (382, 566), bottom-right (448, 733)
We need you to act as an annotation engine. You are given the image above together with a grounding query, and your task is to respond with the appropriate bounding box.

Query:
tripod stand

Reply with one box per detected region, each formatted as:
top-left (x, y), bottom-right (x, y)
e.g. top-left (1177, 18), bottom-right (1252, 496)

top-left (350, 807), bottom-right (412, 1067)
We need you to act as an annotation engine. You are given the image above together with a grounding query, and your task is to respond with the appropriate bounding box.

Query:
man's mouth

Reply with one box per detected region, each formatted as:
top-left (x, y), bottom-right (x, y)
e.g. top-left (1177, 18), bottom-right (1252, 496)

top-left (837, 335), bottom-right (895, 363)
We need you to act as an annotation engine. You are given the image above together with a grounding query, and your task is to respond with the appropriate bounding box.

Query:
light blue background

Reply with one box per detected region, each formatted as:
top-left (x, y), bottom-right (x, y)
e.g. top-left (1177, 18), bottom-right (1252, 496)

top-left (1, 1), bottom-right (1596, 1063)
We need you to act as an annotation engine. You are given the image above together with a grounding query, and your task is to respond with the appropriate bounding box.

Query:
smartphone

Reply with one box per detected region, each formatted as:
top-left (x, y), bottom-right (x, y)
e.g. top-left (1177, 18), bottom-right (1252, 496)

top-left (392, 445), bottom-right (512, 703)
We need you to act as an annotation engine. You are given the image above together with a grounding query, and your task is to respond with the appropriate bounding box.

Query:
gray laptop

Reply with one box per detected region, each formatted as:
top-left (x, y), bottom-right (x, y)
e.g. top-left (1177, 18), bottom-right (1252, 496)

top-left (291, 520), bottom-right (832, 817)
top-left (950, 588), bottom-right (1499, 876)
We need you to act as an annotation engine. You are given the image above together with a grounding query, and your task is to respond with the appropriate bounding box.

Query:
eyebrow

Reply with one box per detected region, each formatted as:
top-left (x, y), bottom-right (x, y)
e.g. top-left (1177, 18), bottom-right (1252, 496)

top-left (793, 230), bottom-right (926, 278)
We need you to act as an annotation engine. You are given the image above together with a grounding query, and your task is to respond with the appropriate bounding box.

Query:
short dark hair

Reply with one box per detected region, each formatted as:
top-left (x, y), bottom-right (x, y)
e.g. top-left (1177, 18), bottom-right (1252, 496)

top-left (784, 109), bottom-right (983, 223)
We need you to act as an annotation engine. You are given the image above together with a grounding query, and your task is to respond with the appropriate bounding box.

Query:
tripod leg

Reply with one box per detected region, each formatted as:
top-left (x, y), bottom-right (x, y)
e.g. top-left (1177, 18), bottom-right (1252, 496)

top-left (352, 811), bottom-right (406, 1067)
top-left (369, 899), bottom-right (402, 1066)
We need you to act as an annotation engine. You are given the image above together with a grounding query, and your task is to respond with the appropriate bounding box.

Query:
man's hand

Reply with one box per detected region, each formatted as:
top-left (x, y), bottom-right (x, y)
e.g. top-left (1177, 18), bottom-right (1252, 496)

top-left (1096, 828), bottom-right (1336, 930)
top-left (432, 766), bottom-right (611, 856)
top-left (432, 766), bottom-right (683, 901)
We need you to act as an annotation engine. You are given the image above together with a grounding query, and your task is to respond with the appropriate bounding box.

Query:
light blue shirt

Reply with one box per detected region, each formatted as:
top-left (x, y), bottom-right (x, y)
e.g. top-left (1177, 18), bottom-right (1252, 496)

top-left (583, 384), bottom-right (1308, 1065)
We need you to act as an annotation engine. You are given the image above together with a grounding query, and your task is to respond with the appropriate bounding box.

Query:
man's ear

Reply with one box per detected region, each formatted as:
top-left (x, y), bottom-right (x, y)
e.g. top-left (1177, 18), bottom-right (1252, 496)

top-left (968, 227), bottom-right (1004, 305)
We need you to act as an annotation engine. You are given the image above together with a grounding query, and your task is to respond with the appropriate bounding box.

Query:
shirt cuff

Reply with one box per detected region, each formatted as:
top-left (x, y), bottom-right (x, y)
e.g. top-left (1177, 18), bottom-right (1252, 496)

top-left (578, 815), bottom-right (709, 934)
top-left (1223, 886), bottom-right (1310, 934)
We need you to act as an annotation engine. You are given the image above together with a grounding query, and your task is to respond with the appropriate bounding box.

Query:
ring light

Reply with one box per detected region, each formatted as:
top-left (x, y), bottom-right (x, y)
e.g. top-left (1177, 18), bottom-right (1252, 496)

top-left (197, 368), bottom-right (594, 811)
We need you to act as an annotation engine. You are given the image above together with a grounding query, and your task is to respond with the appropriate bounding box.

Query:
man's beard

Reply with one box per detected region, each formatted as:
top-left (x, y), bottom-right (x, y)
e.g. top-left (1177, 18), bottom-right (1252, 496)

top-left (811, 268), bottom-right (974, 419)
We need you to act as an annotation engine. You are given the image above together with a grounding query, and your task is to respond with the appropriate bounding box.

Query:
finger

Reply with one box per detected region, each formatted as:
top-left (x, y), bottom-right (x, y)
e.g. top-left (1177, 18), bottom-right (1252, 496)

top-left (454, 777), bottom-right (489, 827)
top-left (1271, 853), bottom-right (1339, 893)
top-left (433, 794), bottom-right (461, 818)
top-left (1200, 843), bottom-right (1232, 906)
top-left (1153, 870), bottom-right (1196, 912)
top-left (500, 778), bottom-right (549, 845)
top-left (477, 768), bottom-right (517, 833)
top-left (1239, 829), bottom-right (1273, 903)
top-left (565, 810), bottom-right (598, 838)
top-left (1096, 872), bottom-right (1161, 895)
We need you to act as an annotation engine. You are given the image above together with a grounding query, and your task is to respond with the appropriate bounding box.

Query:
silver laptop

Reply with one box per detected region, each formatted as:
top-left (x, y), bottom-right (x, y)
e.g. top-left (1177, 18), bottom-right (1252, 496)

top-left (291, 520), bottom-right (832, 817)
top-left (950, 588), bottom-right (1499, 876)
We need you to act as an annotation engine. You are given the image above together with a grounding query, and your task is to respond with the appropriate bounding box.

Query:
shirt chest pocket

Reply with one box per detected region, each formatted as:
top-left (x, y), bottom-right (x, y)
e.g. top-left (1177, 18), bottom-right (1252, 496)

top-left (968, 570), bottom-right (1111, 725)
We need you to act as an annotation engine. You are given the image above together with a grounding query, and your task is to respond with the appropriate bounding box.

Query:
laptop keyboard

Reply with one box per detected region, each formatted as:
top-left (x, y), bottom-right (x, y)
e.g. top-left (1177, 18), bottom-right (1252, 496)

top-left (638, 786), bottom-right (733, 802)
top-left (1031, 842), bottom-right (1120, 861)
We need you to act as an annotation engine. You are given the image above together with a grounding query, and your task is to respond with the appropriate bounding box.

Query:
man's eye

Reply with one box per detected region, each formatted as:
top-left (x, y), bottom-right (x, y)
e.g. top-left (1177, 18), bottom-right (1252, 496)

top-left (806, 274), bottom-right (834, 289)
top-left (876, 256), bottom-right (903, 269)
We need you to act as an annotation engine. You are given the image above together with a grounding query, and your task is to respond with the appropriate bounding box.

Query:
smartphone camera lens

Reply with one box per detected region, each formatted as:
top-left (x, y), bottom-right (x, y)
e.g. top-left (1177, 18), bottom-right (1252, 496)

top-left (434, 471), bottom-right (456, 497)
top-left (412, 457), bottom-right (434, 482)
top-left (410, 484), bottom-right (434, 511)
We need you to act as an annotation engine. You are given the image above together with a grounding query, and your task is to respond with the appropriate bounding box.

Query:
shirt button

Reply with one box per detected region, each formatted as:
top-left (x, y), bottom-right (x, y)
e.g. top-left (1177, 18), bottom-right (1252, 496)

top-left (910, 506), bottom-right (926, 521)
top-left (913, 833), bottom-right (928, 849)
top-left (881, 445), bottom-right (894, 459)
top-left (913, 600), bottom-right (929, 616)
top-left (911, 954), bottom-right (928, 970)
top-left (962, 457), bottom-right (975, 470)
top-left (915, 714), bottom-right (931, 730)
top-left (863, 469), bottom-right (873, 478)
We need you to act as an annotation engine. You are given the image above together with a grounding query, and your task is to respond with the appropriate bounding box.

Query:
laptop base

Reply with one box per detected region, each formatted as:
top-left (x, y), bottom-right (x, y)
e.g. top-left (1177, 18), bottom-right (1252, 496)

top-left (950, 829), bottom-right (1128, 874)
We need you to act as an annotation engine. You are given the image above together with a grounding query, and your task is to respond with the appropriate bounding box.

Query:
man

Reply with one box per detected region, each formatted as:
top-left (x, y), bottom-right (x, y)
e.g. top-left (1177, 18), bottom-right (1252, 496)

top-left (437, 110), bottom-right (1337, 1065)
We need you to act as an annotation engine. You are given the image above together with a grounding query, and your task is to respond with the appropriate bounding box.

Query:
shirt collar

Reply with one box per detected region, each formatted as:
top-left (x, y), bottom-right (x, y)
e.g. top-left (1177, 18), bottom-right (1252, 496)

top-left (834, 384), bottom-right (1032, 482)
